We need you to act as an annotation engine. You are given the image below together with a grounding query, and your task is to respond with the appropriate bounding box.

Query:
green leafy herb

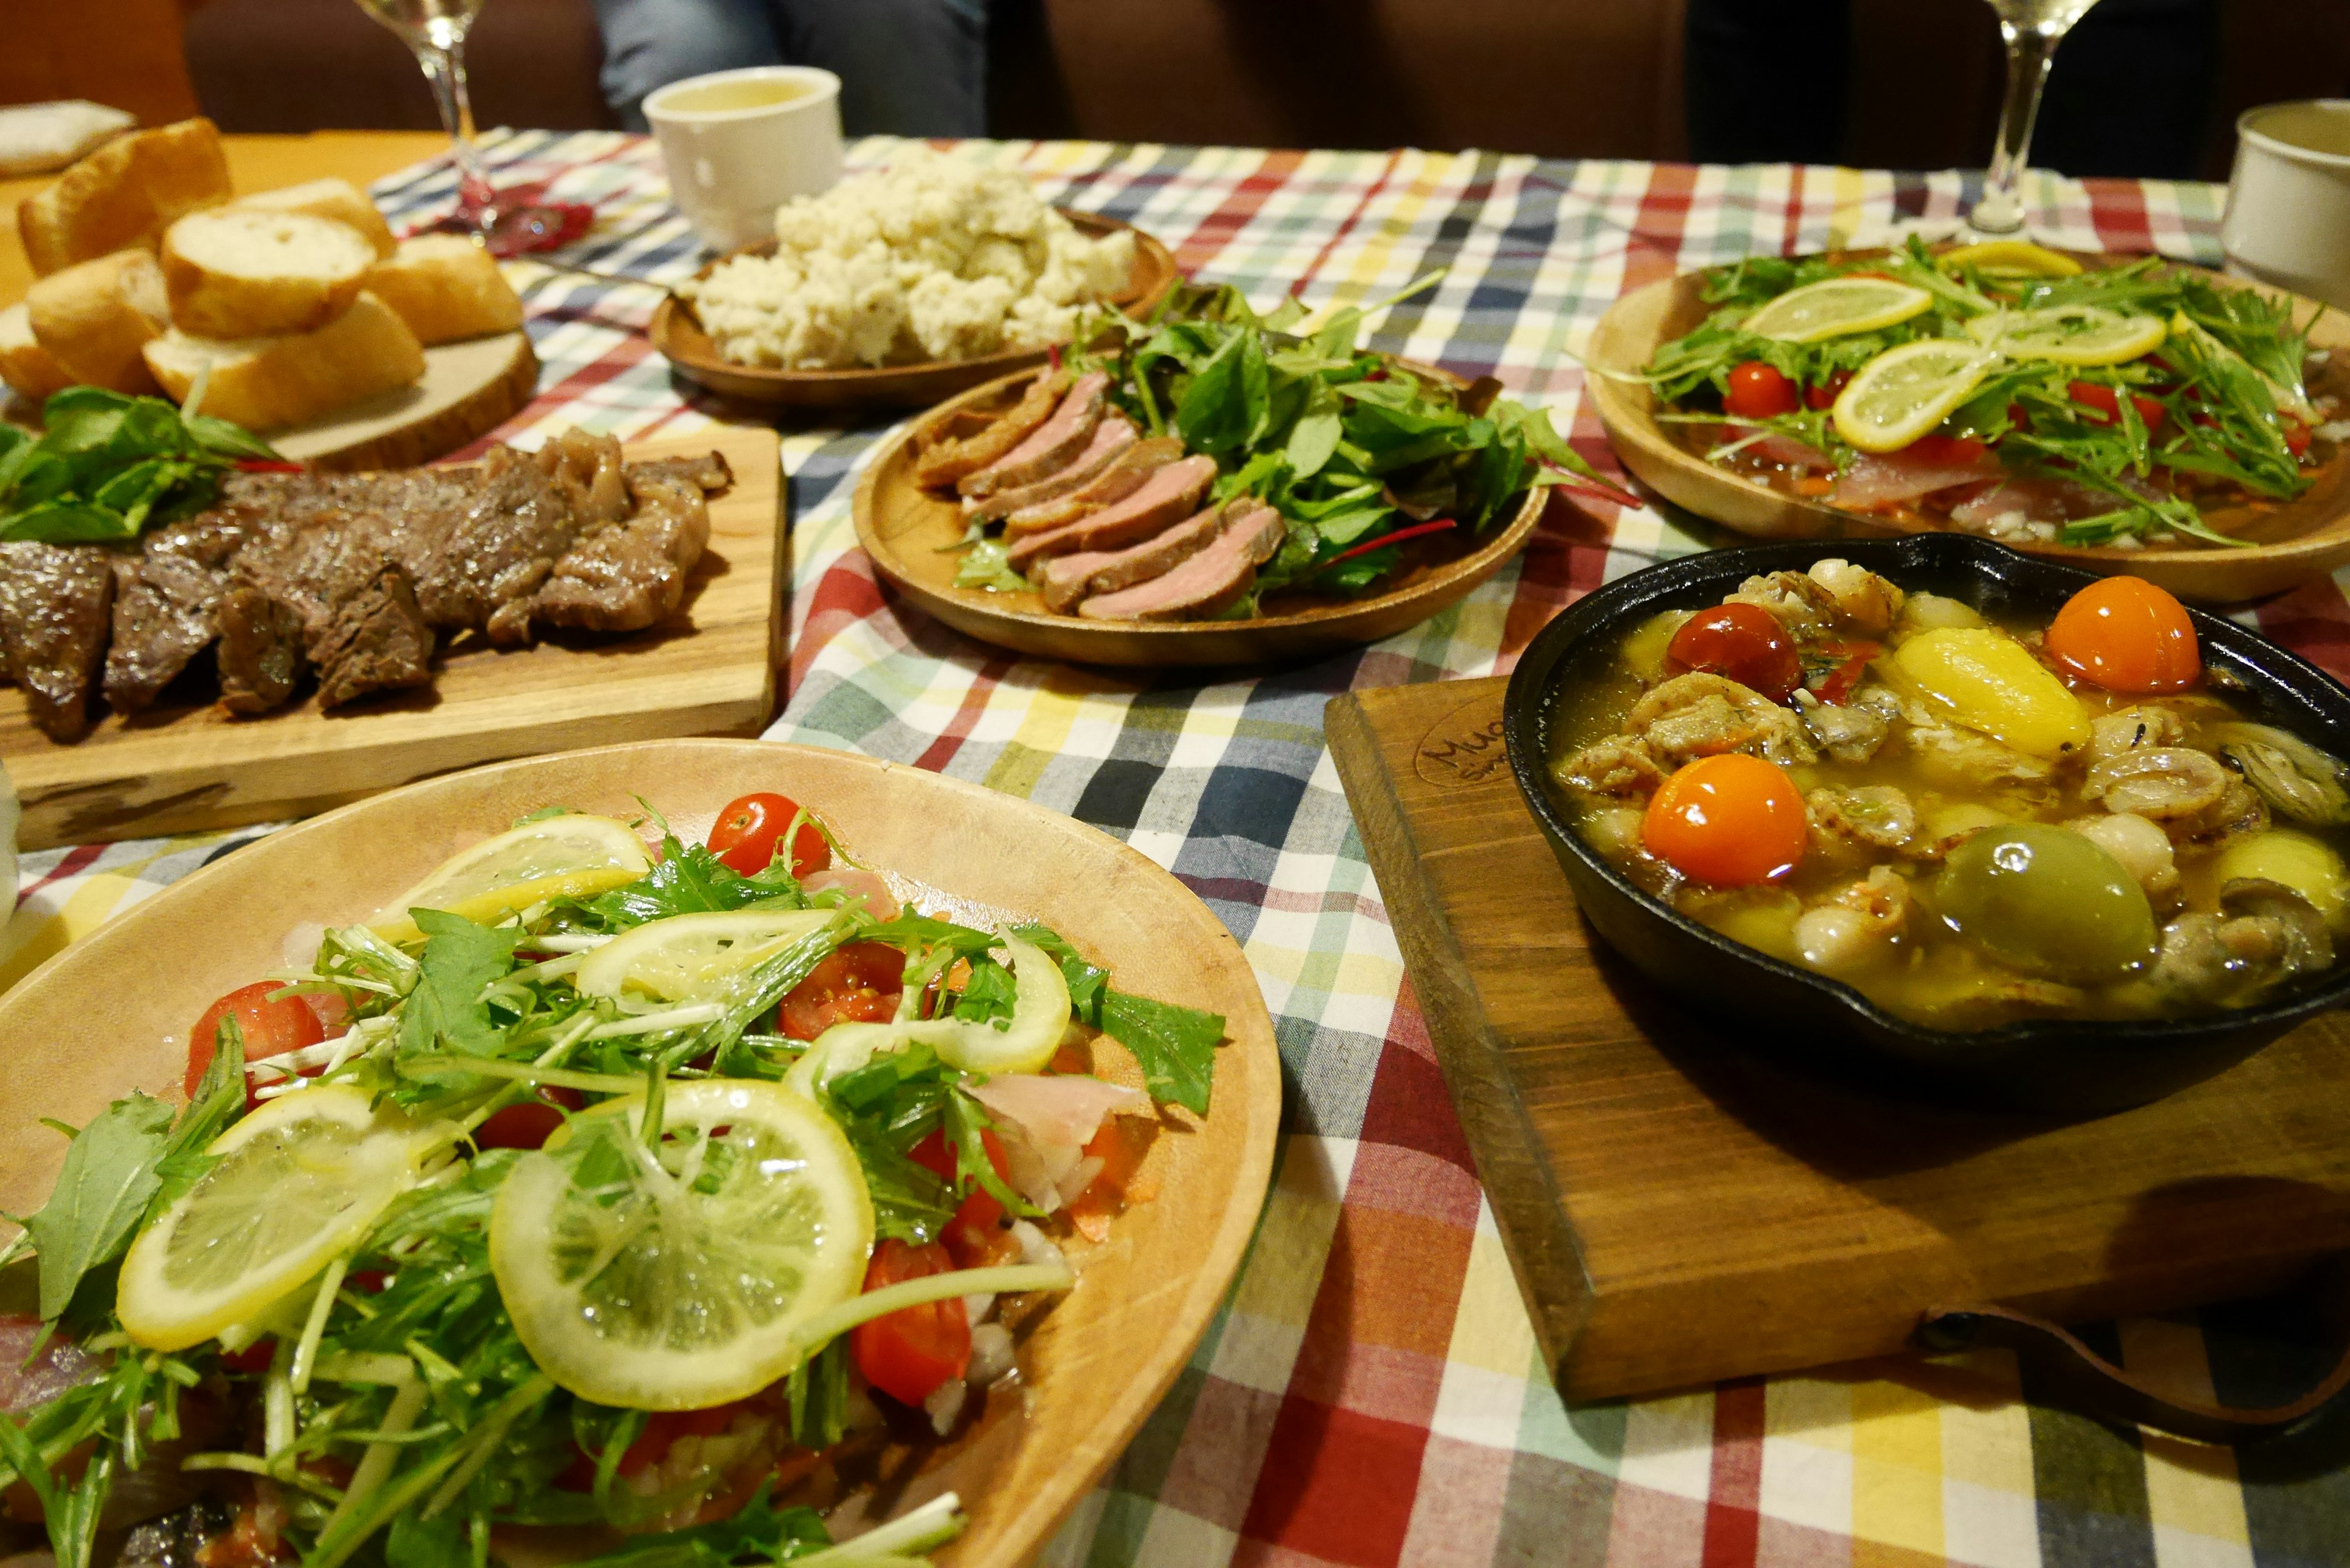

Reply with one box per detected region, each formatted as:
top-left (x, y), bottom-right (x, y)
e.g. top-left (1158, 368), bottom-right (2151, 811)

top-left (0, 388), bottom-right (281, 546)
top-left (1098, 992), bottom-right (1225, 1114)
top-left (397, 910), bottom-right (529, 1058)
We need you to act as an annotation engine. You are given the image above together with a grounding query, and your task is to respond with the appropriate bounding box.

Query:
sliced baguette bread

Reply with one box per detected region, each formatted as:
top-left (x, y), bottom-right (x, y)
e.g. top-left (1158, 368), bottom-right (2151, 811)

top-left (0, 303), bottom-right (73, 404)
top-left (17, 118), bottom-right (233, 277)
top-left (364, 234), bottom-right (524, 345)
top-left (143, 291), bottom-right (427, 431)
top-left (25, 248), bottom-right (172, 395)
top-left (161, 209), bottom-right (379, 338)
top-left (234, 177), bottom-right (398, 261)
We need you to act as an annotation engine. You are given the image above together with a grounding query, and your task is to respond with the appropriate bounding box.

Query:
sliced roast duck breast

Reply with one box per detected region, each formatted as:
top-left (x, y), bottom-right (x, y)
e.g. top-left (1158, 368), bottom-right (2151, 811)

top-left (958, 371), bottom-right (1108, 499)
top-left (1078, 502), bottom-right (1286, 621)
top-left (965, 414), bottom-right (1136, 525)
top-left (1005, 454), bottom-right (1217, 570)
top-left (1038, 496), bottom-right (1252, 613)
top-left (914, 368), bottom-right (1070, 489)
top-left (1002, 435), bottom-right (1185, 540)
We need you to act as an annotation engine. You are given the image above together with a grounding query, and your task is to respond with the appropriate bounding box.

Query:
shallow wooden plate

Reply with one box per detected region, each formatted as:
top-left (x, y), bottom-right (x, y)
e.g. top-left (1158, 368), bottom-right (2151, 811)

top-left (1586, 263), bottom-right (2350, 604)
top-left (0, 737), bottom-right (1283, 1567)
top-left (854, 367), bottom-right (1550, 667)
top-left (651, 212), bottom-right (1179, 411)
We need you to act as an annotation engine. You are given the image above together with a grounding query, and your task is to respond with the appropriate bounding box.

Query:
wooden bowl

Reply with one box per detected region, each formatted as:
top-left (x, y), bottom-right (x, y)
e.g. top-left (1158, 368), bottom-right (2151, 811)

top-left (854, 366), bottom-right (1551, 668)
top-left (0, 738), bottom-right (1282, 1568)
top-left (1584, 263), bottom-right (2350, 605)
top-left (651, 212), bottom-right (1179, 411)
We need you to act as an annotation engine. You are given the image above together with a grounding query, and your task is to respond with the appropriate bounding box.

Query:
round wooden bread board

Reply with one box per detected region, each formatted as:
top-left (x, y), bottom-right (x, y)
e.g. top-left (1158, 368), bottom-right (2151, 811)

top-left (0, 738), bottom-right (1283, 1568)
top-left (273, 328), bottom-right (540, 472)
top-left (1584, 261), bottom-right (2350, 605)
top-left (651, 211), bottom-right (1179, 412)
top-left (854, 365), bottom-right (1551, 668)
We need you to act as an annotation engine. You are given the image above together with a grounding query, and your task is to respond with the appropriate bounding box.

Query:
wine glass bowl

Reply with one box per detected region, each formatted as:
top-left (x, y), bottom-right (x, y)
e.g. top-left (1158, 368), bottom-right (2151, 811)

top-left (1969, 0), bottom-right (2103, 236)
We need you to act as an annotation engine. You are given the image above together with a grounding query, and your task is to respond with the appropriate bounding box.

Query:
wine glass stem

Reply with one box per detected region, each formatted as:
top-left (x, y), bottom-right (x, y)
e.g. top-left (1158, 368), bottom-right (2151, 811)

top-left (409, 35), bottom-right (498, 216)
top-left (1972, 22), bottom-right (2061, 236)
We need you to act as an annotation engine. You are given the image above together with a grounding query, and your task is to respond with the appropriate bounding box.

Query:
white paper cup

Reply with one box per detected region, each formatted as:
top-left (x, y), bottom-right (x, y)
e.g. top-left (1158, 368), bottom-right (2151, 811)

top-left (2222, 99), bottom-right (2350, 309)
top-left (646, 66), bottom-right (845, 254)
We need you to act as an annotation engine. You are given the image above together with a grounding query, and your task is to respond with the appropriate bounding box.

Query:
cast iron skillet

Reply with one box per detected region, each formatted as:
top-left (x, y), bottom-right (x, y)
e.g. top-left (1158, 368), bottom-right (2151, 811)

top-left (1502, 532), bottom-right (2350, 1113)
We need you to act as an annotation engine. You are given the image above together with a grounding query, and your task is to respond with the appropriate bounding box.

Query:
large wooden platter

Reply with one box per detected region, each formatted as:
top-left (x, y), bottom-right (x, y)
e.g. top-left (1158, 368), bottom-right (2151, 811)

top-left (1327, 676), bottom-right (2350, 1401)
top-left (1586, 266), bottom-right (2350, 604)
top-left (854, 367), bottom-right (1551, 668)
top-left (652, 212), bottom-right (1178, 412)
top-left (274, 329), bottom-right (540, 472)
top-left (0, 426), bottom-right (785, 849)
top-left (0, 737), bottom-right (1283, 1568)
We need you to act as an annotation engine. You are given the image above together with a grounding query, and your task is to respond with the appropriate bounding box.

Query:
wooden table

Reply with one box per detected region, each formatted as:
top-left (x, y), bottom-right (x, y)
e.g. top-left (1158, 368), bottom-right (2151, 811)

top-left (0, 130), bottom-right (447, 302)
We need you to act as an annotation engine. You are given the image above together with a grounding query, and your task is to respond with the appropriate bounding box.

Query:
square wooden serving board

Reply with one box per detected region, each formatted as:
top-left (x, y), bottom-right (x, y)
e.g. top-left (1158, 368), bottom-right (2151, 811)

top-left (1327, 677), bottom-right (2350, 1403)
top-left (0, 427), bottom-right (785, 850)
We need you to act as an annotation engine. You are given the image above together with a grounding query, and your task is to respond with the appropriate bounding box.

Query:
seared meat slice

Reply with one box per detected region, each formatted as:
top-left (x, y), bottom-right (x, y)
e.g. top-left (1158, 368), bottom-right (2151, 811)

top-left (310, 564), bottom-right (434, 709)
top-left (958, 372), bottom-right (1108, 499)
top-left (0, 542), bottom-right (115, 740)
top-left (105, 551), bottom-right (225, 714)
top-left (215, 587), bottom-right (305, 714)
top-left (1038, 498), bottom-right (1252, 613)
top-left (1002, 435), bottom-right (1184, 540)
top-left (966, 416), bottom-right (1135, 525)
top-left (626, 451), bottom-right (735, 495)
top-left (1078, 503), bottom-right (1286, 621)
top-left (915, 369), bottom-right (1069, 488)
top-left (1005, 455), bottom-right (1217, 570)
top-left (540, 428), bottom-right (630, 529)
top-left (406, 444), bottom-right (581, 639)
top-left (527, 472), bottom-right (712, 634)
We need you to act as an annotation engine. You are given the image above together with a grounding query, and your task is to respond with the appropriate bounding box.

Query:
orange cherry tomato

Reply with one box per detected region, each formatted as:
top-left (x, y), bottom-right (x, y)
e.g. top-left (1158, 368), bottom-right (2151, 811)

top-left (1665, 602), bottom-right (1802, 702)
top-left (1641, 754), bottom-right (1807, 887)
top-left (777, 941), bottom-right (906, 1042)
top-left (706, 793), bottom-right (830, 879)
top-left (2045, 575), bottom-right (2201, 694)
top-left (184, 982), bottom-right (330, 1103)
top-left (852, 1239), bottom-right (970, 1406)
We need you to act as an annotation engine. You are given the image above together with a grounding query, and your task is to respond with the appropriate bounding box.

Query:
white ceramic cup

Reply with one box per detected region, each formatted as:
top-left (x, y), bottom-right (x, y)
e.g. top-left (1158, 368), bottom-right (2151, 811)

top-left (645, 65), bottom-right (845, 254)
top-left (2221, 99), bottom-right (2350, 310)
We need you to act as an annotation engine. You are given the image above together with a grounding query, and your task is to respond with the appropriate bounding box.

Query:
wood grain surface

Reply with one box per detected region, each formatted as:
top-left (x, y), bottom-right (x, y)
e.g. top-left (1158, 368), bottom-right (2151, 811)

top-left (274, 329), bottom-right (542, 472)
top-left (1327, 676), bottom-right (2350, 1401)
top-left (0, 738), bottom-right (1283, 1568)
top-left (1586, 263), bottom-right (2350, 605)
top-left (0, 426), bottom-right (787, 849)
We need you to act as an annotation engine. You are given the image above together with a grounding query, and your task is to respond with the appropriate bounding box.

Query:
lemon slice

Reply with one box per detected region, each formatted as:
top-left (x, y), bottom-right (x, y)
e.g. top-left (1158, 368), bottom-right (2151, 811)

top-left (490, 1079), bottom-right (874, 1410)
top-left (573, 909), bottom-right (843, 1002)
top-left (1743, 277), bottom-right (1934, 343)
top-left (785, 930), bottom-right (1071, 1097)
top-left (371, 814), bottom-right (652, 942)
top-left (1939, 240), bottom-right (2084, 278)
top-left (1964, 305), bottom-right (2166, 367)
top-left (1832, 340), bottom-right (2003, 453)
top-left (118, 1086), bottom-right (435, 1351)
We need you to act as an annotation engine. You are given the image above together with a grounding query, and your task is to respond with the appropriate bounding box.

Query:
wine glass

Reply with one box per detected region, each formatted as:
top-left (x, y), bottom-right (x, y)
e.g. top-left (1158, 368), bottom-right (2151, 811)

top-left (352, 0), bottom-right (588, 255)
top-left (1968, 0), bottom-right (2103, 236)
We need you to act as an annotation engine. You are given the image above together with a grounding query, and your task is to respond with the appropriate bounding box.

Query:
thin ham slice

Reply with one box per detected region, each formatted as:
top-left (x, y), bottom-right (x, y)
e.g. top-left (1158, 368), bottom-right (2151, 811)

top-left (964, 416), bottom-right (1136, 525)
top-left (1004, 455), bottom-right (1217, 569)
top-left (800, 866), bottom-right (901, 920)
top-left (1829, 449), bottom-right (2004, 511)
top-left (0, 1315), bottom-right (99, 1414)
top-left (1037, 498), bottom-right (1249, 613)
top-left (958, 371), bottom-right (1108, 499)
top-left (1077, 504), bottom-right (1287, 621)
top-left (969, 1073), bottom-right (1147, 1151)
top-left (1748, 433), bottom-right (1835, 470)
top-left (1004, 436), bottom-right (1186, 540)
top-left (1947, 476), bottom-right (2135, 528)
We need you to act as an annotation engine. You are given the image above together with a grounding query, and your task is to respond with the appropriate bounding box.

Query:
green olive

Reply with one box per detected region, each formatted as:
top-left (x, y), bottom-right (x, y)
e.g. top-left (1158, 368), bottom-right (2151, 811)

top-left (1935, 823), bottom-right (2158, 984)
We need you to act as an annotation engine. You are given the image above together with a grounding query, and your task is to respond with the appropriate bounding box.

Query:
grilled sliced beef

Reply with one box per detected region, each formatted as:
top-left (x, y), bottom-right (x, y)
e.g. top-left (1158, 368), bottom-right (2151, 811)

top-left (105, 552), bottom-right (225, 714)
top-left (1037, 498), bottom-right (1250, 613)
top-left (915, 369), bottom-right (1070, 488)
top-left (0, 542), bottom-right (115, 739)
top-left (966, 416), bottom-right (1136, 526)
top-left (528, 471), bottom-right (712, 634)
top-left (958, 372), bottom-right (1108, 499)
top-left (1001, 435), bottom-right (1185, 540)
top-left (216, 587), bottom-right (305, 714)
top-left (309, 563), bottom-right (434, 709)
top-left (1005, 454), bottom-right (1217, 570)
top-left (627, 451), bottom-right (736, 495)
top-left (1078, 502), bottom-right (1286, 621)
top-left (407, 446), bottom-right (582, 638)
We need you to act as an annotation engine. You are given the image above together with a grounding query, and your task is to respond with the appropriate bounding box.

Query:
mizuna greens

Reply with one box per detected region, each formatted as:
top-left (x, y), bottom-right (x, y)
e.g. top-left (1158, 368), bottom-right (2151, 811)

top-left (0, 387), bottom-right (285, 545)
top-left (0, 802), bottom-right (1226, 1568)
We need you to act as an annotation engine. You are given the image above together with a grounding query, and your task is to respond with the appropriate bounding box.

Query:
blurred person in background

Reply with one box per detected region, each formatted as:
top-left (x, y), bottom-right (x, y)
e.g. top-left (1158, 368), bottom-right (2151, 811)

top-left (1685, 0), bottom-right (2220, 177)
top-left (592, 0), bottom-right (987, 135)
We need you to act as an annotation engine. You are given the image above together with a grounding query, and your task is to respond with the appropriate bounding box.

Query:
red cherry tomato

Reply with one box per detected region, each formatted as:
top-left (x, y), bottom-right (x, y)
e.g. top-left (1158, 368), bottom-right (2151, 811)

top-left (1804, 370), bottom-right (1852, 411)
top-left (852, 1239), bottom-right (970, 1407)
top-left (473, 1086), bottom-right (586, 1151)
top-left (1642, 755), bottom-right (1808, 887)
top-left (1725, 361), bottom-right (1800, 419)
top-left (910, 1127), bottom-right (1018, 1267)
top-left (2283, 417), bottom-right (2314, 458)
top-left (1665, 602), bottom-right (1802, 703)
top-left (777, 942), bottom-right (906, 1042)
top-left (184, 982), bottom-right (329, 1102)
top-left (2068, 381), bottom-right (2166, 435)
top-left (706, 793), bottom-right (831, 879)
top-left (2045, 576), bottom-right (2201, 694)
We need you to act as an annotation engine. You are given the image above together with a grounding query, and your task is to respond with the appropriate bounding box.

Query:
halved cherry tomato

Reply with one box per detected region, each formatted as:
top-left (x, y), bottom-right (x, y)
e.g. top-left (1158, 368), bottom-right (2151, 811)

top-left (2068, 381), bottom-right (2166, 435)
top-left (1804, 370), bottom-right (1852, 411)
top-left (910, 1127), bottom-right (1018, 1267)
top-left (706, 793), bottom-right (831, 879)
top-left (219, 1340), bottom-right (277, 1375)
top-left (473, 1086), bottom-right (586, 1151)
top-left (1665, 602), bottom-right (1801, 703)
top-left (184, 982), bottom-right (329, 1102)
top-left (777, 941), bottom-right (905, 1042)
top-left (2045, 576), bottom-right (2200, 693)
top-left (852, 1239), bottom-right (970, 1407)
top-left (1642, 755), bottom-right (1807, 887)
top-left (1725, 361), bottom-right (1800, 419)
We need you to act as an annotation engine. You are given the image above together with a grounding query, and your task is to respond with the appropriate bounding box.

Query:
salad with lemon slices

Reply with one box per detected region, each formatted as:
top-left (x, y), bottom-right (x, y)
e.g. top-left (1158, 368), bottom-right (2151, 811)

top-left (1641, 237), bottom-right (2337, 548)
top-left (0, 794), bottom-right (1225, 1568)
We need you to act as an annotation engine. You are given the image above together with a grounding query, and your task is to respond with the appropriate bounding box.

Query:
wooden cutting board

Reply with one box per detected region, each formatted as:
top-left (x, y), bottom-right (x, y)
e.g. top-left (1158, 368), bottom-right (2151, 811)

top-left (1327, 677), bottom-right (2350, 1402)
top-left (0, 425), bottom-right (785, 849)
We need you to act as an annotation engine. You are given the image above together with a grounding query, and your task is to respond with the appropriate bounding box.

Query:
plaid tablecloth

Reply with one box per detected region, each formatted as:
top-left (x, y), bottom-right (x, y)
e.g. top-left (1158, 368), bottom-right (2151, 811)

top-left (9, 133), bottom-right (2350, 1568)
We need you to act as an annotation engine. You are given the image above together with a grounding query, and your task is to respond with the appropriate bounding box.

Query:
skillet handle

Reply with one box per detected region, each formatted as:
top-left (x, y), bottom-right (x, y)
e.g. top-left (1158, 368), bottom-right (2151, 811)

top-left (1917, 1260), bottom-right (2350, 1445)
